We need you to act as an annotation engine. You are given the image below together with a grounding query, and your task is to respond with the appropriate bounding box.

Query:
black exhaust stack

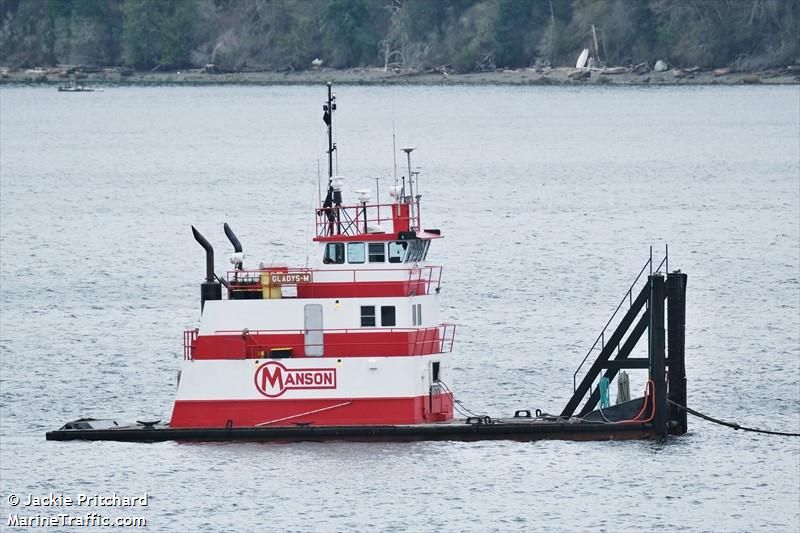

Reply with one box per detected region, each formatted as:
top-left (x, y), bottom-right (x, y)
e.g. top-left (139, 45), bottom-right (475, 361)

top-left (223, 222), bottom-right (242, 253)
top-left (224, 222), bottom-right (243, 270)
top-left (191, 225), bottom-right (221, 310)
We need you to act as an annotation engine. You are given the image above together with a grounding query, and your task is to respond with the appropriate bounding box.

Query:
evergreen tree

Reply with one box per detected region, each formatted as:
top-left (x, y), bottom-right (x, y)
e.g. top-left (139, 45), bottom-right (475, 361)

top-left (122, 0), bottom-right (194, 68)
top-left (0, 0), bottom-right (797, 71)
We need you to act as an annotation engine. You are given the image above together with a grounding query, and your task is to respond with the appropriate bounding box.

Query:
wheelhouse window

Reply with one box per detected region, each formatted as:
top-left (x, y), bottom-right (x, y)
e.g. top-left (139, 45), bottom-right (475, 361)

top-left (406, 240), bottom-right (428, 263)
top-left (412, 303), bottom-right (422, 326)
top-left (323, 242), bottom-right (345, 264)
top-left (388, 241), bottom-right (408, 263)
top-left (368, 243), bottom-right (385, 263)
top-left (347, 242), bottom-right (365, 264)
top-left (360, 306), bottom-right (376, 327)
top-left (381, 306), bottom-right (396, 327)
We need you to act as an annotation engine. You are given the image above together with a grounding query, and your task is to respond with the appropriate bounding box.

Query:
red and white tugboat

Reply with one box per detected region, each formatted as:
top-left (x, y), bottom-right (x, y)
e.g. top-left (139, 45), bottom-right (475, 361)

top-left (173, 83), bottom-right (455, 428)
top-left (48, 83), bottom-right (688, 443)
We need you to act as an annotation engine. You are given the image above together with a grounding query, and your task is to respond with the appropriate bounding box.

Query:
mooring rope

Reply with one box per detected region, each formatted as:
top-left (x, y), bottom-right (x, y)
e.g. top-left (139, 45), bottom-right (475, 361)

top-left (668, 400), bottom-right (800, 437)
top-left (436, 381), bottom-right (799, 436)
top-left (437, 380), bottom-right (487, 419)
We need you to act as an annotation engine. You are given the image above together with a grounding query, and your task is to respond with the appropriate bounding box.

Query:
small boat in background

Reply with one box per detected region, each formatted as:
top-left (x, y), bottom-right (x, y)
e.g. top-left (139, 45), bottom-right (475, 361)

top-left (58, 80), bottom-right (97, 92)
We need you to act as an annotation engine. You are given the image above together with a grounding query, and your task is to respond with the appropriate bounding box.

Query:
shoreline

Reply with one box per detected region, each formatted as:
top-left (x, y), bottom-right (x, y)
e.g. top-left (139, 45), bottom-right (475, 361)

top-left (2, 66), bottom-right (798, 86)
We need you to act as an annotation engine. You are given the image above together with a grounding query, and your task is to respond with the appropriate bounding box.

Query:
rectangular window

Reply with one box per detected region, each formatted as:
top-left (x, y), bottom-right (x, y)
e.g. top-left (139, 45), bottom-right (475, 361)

top-left (381, 306), bottom-right (396, 327)
top-left (421, 241), bottom-right (430, 261)
top-left (412, 304), bottom-right (422, 325)
top-left (360, 306), bottom-right (376, 327)
top-left (388, 241), bottom-right (408, 263)
top-left (368, 243), bottom-right (385, 263)
top-left (432, 361), bottom-right (440, 382)
top-left (347, 242), bottom-right (365, 264)
top-left (406, 240), bottom-right (424, 263)
top-left (323, 242), bottom-right (345, 264)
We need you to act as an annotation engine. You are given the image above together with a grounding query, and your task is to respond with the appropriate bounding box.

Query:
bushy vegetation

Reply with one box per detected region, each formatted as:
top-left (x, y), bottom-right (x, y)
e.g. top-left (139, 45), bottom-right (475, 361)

top-left (1, 0), bottom-right (797, 71)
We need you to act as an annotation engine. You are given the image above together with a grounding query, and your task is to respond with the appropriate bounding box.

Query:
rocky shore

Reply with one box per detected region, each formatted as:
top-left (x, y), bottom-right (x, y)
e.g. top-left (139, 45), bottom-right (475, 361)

top-left (2, 65), bottom-right (798, 86)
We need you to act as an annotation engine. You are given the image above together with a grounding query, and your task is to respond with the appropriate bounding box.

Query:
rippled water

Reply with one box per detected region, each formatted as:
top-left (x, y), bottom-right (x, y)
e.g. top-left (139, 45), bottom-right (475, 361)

top-left (1, 84), bottom-right (798, 532)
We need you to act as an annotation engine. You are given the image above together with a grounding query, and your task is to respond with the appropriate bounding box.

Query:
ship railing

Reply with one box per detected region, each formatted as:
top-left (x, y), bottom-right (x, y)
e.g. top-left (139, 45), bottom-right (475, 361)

top-left (571, 246), bottom-right (668, 392)
top-left (226, 265), bottom-right (443, 298)
top-left (315, 200), bottom-right (421, 238)
top-left (184, 328), bottom-right (198, 359)
top-left (184, 323), bottom-right (456, 360)
top-left (236, 324), bottom-right (456, 358)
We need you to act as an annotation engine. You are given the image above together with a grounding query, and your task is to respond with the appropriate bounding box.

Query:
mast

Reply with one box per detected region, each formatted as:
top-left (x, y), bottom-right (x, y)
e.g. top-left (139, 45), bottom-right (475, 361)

top-left (323, 81), bottom-right (336, 181)
top-left (321, 82), bottom-right (340, 234)
top-left (591, 24), bottom-right (601, 65)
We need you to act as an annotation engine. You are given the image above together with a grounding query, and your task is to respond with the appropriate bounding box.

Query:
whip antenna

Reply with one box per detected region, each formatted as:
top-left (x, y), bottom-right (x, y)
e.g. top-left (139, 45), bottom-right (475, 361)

top-left (392, 120), bottom-right (398, 193)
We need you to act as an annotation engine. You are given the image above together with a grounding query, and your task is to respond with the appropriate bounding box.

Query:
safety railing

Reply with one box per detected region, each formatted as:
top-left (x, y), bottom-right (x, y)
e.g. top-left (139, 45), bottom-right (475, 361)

top-left (315, 201), bottom-right (421, 238)
top-left (226, 265), bottom-right (443, 298)
top-left (185, 324), bottom-right (456, 360)
top-left (572, 246), bottom-right (668, 392)
top-left (184, 328), bottom-right (198, 359)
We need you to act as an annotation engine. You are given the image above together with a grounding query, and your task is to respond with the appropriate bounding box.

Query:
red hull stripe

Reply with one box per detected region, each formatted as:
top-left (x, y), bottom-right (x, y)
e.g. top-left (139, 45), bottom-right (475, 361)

top-left (170, 394), bottom-right (453, 428)
top-left (192, 330), bottom-right (443, 359)
top-left (230, 280), bottom-right (430, 299)
top-left (298, 280), bottom-right (429, 298)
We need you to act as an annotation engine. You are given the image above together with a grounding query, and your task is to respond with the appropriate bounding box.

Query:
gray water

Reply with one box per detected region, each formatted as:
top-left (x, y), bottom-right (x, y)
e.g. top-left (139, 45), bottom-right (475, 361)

top-left (1, 84), bottom-right (798, 532)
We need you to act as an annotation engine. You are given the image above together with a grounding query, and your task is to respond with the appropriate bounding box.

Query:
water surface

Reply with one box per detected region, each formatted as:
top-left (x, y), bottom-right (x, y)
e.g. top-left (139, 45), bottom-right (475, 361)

top-left (1, 84), bottom-right (799, 531)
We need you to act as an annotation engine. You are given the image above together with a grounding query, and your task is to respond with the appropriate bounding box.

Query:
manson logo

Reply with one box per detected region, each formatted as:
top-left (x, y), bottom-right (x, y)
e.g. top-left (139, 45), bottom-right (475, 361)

top-left (254, 361), bottom-right (337, 398)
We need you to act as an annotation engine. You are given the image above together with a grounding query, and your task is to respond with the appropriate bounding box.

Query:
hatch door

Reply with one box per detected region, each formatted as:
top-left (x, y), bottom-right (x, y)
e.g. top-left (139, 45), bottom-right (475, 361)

top-left (304, 304), bottom-right (324, 357)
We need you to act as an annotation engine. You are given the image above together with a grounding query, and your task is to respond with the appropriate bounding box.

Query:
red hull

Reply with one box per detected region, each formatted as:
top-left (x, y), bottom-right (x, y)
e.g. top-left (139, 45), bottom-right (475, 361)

top-left (170, 393), bottom-right (454, 428)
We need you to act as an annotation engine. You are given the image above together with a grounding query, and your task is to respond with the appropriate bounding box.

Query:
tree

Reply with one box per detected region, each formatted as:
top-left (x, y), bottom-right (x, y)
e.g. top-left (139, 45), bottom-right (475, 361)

top-left (1, 0), bottom-right (798, 72)
top-left (322, 0), bottom-right (384, 67)
top-left (494, 0), bottom-right (529, 67)
top-left (122, 0), bottom-right (195, 69)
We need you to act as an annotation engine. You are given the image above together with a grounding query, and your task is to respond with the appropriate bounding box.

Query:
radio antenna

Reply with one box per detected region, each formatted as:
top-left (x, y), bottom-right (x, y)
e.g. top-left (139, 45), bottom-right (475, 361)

top-left (316, 156), bottom-right (321, 206)
top-left (403, 147), bottom-right (416, 226)
top-left (392, 120), bottom-right (398, 194)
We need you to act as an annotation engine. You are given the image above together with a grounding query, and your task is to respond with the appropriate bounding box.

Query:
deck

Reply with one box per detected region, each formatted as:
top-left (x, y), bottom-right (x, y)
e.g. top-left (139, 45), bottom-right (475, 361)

top-left (46, 414), bottom-right (658, 443)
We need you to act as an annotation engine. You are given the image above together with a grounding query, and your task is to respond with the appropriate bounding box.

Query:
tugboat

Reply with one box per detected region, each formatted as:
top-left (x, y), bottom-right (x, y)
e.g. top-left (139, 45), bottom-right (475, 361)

top-left (174, 83), bottom-right (455, 428)
top-left (48, 83), bottom-right (689, 443)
